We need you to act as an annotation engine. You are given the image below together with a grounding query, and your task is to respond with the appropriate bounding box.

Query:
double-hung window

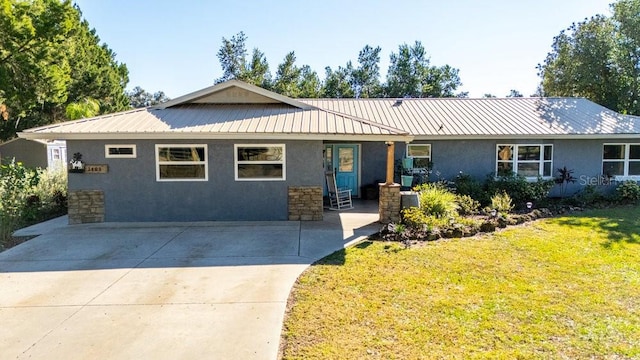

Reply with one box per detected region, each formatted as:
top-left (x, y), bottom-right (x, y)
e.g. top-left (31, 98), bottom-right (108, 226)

top-left (156, 144), bottom-right (207, 181)
top-left (603, 143), bottom-right (640, 178)
top-left (235, 144), bottom-right (286, 181)
top-left (406, 144), bottom-right (432, 169)
top-left (496, 144), bottom-right (553, 178)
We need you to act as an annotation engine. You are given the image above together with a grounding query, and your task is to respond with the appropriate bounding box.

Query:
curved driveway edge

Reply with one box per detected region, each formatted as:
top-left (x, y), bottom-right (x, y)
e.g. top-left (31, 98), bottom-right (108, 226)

top-left (1, 204), bottom-right (379, 359)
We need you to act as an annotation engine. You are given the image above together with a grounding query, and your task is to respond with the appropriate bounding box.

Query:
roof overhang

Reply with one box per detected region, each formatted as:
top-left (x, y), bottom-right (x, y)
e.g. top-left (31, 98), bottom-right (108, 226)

top-left (18, 131), bottom-right (413, 143)
top-left (411, 134), bottom-right (640, 141)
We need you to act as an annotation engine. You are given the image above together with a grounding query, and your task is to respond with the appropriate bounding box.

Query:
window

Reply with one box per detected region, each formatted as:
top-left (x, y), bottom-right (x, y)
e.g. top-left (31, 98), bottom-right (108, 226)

top-left (603, 143), bottom-right (640, 178)
top-left (156, 144), bottom-right (207, 181)
top-left (406, 144), bottom-right (431, 168)
top-left (105, 145), bottom-right (137, 158)
top-left (496, 144), bottom-right (553, 178)
top-left (235, 144), bottom-right (285, 181)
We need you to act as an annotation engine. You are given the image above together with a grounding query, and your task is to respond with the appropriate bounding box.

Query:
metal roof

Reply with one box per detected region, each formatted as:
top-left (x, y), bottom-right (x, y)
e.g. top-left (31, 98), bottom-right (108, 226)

top-left (301, 97), bottom-right (640, 139)
top-left (17, 80), bottom-right (640, 141)
top-left (19, 103), bottom-right (410, 141)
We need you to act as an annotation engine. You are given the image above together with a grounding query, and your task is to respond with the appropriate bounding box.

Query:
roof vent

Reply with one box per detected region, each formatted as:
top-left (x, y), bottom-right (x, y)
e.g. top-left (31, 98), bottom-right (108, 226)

top-left (394, 99), bottom-right (403, 106)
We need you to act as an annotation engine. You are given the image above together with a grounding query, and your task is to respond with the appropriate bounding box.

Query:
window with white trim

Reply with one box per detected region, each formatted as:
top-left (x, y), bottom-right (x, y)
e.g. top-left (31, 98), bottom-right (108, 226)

top-left (602, 143), bottom-right (640, 177)
top-left (235, 144), bottom-right (285, 181)
top-left (155, 144), bottom-right (207, 181)
top-left (406, 144), bottom-right (431, 168)
top-left (496, 144), bottom-right (553, 178)
top-left (105, 145), bottom-right (136, 158)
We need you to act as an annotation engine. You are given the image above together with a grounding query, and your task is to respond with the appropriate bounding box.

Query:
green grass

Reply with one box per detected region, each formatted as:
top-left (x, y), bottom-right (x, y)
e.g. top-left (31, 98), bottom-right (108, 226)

top-left (281, 207), bottom-right (640, 359)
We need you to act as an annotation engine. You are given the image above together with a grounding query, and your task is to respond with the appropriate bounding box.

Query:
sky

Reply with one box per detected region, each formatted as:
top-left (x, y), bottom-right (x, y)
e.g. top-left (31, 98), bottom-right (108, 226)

top-left (73, 0), bottom-right (614, 99)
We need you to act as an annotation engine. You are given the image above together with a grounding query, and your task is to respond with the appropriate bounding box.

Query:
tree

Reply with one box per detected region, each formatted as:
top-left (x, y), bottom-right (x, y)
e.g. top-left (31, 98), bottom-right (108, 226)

top-left (385, 41), bottom-right (461, 98)
top-left (483, 94), bottom-right (497, 98)
top-left (215, 31), bottom-right (271, 87)
top-left (65, 97), bottom-right (99, 119)
top-left (507, 89), bottom-right (523, 97)
top-left (273, 52), bottom-right (302, 97)
top-left (351, 45), bottom-right (382, 98)
top-left (538, 0), bottom-right (640, 115)
top-left (0, 0), bottom-right (129, 141)
top-left (321, 66), bottom-right (354, 98)
top-left (127, 86), bottom-right (170, 108)
top-left (298, 65), bottom-right (321, 98)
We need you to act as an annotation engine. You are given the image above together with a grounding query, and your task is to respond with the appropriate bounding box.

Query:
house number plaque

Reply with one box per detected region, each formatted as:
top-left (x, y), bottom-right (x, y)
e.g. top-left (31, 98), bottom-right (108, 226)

top-left (84, 164), bottom-right (109, 174)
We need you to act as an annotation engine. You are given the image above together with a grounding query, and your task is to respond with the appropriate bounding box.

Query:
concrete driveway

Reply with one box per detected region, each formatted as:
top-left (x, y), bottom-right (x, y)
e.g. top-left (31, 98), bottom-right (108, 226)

top-left (0, 203), bottom-right (379, 359)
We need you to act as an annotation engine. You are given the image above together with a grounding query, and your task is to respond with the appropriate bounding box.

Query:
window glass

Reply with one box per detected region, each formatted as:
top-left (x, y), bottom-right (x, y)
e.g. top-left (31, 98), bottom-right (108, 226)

top-left (603, 161), bottom-right (625, 176)
top-left (237, 164), bottom-right (283, 179)
top-left (497, 144), bottom-right (552, 178)
top-left (407, 145), bottom-right (431, 158)
top-left (156, 145), bottom-right (207, 181)
top-left (497, 162), bottom-right (513, 176)
top-left (603, 145), bottom-right (625, 159)
top-left (544, 146), bottom-right (553, 161)
top-left (235, 144), bottom-right (285, 180)
top-left (543, 162), bottom-right (552, 177)
top-left (105, 145), bottom-right (136, 158)
top-left (407, 144), bottom-right (431, 169)
top-left (629, 145), bottom-right (640, 160)
top-left (629, 162), bottom-right (640, 176)
top-left (518, 146), bottom-right (541, 161)
top-left (497, 146), bottom-right (513, 161)
top-left (338, 147), bottom-right (354, 172)
top-left (517, 163), bottom-right (540, 177)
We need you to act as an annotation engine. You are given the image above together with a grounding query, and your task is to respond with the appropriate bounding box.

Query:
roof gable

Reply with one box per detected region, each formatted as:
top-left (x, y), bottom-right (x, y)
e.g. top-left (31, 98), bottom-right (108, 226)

top-left (155, 80), bottom-right (315, 110)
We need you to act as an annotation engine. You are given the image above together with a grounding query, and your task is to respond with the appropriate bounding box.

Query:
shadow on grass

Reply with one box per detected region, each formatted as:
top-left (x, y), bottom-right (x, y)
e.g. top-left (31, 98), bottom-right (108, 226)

top-left (552, 207), bottom-right (640, 249)
top-left (312, 241), bottom-right (373, 266)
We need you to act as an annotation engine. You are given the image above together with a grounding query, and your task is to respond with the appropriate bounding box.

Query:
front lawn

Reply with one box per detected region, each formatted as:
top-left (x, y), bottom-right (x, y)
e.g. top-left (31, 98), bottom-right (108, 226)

top-left (280, 207), bottom-right (640, 359)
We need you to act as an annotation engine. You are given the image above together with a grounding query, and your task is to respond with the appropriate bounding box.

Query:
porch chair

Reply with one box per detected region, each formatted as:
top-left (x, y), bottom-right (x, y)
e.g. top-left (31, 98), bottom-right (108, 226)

top-left (325, 171), bottom-right (353, 210)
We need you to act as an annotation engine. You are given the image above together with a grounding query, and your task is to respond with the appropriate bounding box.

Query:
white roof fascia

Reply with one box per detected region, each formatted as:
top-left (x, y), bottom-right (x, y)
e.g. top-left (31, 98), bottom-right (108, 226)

top-left (153, 80), bottom-right (316, 110)
top-left (18, 131), bottom-right (413, 143)
top-left (411, 134), bottom-right (640, 141)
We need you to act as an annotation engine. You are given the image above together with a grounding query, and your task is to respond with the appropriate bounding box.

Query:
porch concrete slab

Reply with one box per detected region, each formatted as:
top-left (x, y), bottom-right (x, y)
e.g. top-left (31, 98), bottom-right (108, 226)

top-left (152, 225), bottom-right (300, 258)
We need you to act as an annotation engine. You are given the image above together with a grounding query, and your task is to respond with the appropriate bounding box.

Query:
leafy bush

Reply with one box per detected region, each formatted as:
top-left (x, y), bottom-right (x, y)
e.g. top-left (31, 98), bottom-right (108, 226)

top-left (452, 172), bottom-right (486, 204)
top-left (456, 194), bottom-right (480, 215)
top-left (413, 183), bottom-right (459, 218)
top-left (486, 173), bottom-right (554, 208)
top-left (0, 161), bottom-right (67, 247)
top-left (573, 185), bottom-right (607, 206)
top-left (402, 207), bottom-right (431, 229)
top-left (491, 191), bottom-right (514, 214)
top-left (0, 159), bottom-right (39, 243)
top-left (615, 180), bottom-right (640, 204)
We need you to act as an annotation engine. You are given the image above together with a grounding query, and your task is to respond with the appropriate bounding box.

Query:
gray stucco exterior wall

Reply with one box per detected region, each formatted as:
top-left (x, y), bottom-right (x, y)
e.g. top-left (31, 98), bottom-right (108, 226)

top-left (379, 138), bottom-right (634, 196)
top-left (68, 139), bottom-right (323, 221)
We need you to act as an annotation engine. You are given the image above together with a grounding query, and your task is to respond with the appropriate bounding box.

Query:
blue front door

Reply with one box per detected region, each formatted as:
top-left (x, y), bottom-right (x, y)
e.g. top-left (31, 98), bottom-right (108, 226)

top-left (325, 144), bottom-right (359, 196)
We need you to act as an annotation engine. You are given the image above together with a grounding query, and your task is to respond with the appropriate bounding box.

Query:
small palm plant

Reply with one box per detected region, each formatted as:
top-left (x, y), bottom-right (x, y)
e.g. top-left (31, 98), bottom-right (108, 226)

top-left (555, 166), bottom-right (577, 197)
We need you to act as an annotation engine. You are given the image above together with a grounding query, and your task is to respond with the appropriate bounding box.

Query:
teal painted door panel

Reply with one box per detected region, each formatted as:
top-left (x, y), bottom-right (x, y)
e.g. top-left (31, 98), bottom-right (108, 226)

top-left (325, 144), bottom-right (359, 196)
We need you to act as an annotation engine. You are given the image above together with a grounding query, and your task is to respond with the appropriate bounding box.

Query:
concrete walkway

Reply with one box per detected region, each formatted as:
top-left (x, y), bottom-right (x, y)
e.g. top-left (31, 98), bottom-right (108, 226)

top-left (0, 201), bottom-right (380, 360)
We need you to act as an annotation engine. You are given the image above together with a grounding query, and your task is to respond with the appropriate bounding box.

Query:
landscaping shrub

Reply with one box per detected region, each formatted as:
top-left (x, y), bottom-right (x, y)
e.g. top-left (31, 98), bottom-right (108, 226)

top-left (491, 191), bottom-right (514, 214)
top-left (456, 194), bottom-right (480, 215)
top-left (0, 161), bottom-right (67, 247)
top-left (413, 183), bottom-right (458, 218)
top-left (485, 173), bottom-right (554, 208)
top-left (452, 172), bottom-right (487, 204)
top-left (615, 180), bottom-right (640, 204)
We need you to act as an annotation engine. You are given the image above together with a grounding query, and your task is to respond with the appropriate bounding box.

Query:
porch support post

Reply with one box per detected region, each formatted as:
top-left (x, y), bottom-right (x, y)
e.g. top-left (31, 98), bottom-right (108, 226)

top-left (379, 141), bottom-right (401, 224)
top-left (385, 141), bottom-right (395, 185)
